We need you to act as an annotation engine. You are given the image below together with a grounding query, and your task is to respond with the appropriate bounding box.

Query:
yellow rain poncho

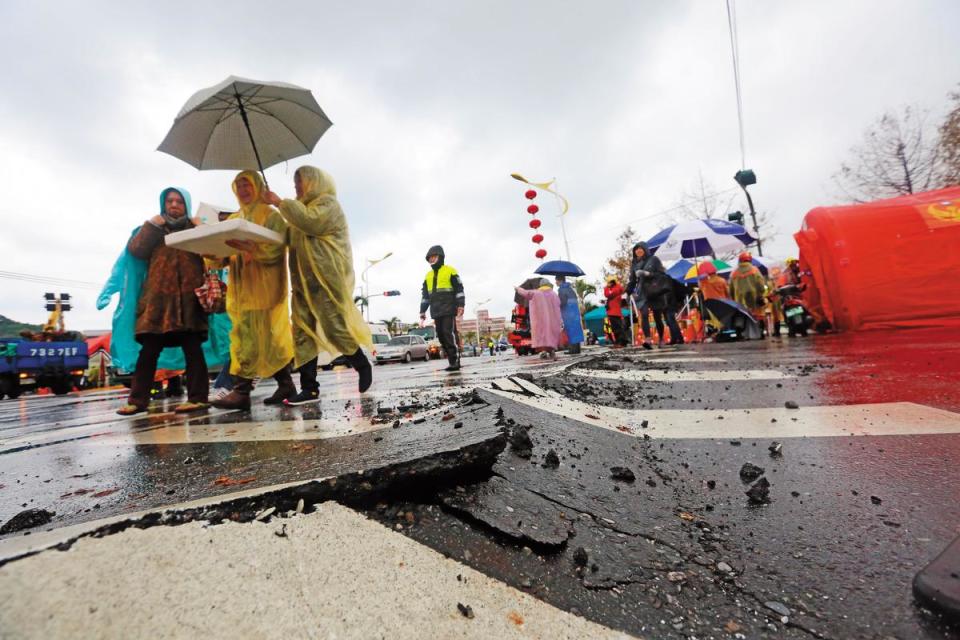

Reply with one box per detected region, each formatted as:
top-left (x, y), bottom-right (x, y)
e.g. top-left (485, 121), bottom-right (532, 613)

top-left (226, 171), bottom-right (294, 378)
top-left (278, 166), bottom-right (371, 368)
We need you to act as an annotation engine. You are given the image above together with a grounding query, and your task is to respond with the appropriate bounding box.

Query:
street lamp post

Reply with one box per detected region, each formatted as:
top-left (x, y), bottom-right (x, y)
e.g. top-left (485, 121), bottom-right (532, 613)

top-left (361, 252), bottom-right (393, 321)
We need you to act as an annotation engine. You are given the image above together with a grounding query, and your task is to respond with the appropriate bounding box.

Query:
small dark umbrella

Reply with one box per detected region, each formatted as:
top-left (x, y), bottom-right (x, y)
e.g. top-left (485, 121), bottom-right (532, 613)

top-left (534, 260), bottom-right (586, 277)
top-left (515, 277), bottom-right (551, 306)
top-left (703, 298), bottom-right (763, 340)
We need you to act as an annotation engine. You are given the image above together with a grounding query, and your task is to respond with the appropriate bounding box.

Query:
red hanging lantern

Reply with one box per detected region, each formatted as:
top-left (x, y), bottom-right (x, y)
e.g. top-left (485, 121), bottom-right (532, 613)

top-left (531, 233), bottom-right (544, 243)
top-left (529, 218), bottom-right (541, 229)
top-left (535, 248), bottom-right (547, 259)
top-left (524, 189), bottom-right (537, 200)
top-left (527, 204), bottom-right (539, 214)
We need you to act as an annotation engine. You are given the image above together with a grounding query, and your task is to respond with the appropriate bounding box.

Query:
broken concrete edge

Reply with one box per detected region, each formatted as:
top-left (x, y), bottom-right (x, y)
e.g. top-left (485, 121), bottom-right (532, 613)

top-left (0, 409), bottom-right (507, 568)
top-left (913, 533), bottom-right (960, 625)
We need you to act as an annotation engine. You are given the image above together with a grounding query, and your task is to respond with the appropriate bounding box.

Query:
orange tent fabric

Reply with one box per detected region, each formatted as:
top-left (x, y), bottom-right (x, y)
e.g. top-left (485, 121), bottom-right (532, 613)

top-left (794, 186), bottom-right (960, 332)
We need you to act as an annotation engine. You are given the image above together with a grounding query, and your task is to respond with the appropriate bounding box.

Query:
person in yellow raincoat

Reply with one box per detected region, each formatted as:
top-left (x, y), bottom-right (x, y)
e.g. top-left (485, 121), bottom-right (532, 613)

top-left (211, 171), bottom-right (296, 410)
top-left (264, 166), bottom-right (372, 404)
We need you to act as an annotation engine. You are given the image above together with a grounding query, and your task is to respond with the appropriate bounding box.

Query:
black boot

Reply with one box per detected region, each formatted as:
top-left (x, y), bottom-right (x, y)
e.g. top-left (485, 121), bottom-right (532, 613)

top-left (348, 349), bottom-right (373, 393)
top-left (444, 355), bottom-right (461, 372)
top-left (286, 358), bottom-right (320, 405)
top-left (264, 365), bottom-right (297, 405)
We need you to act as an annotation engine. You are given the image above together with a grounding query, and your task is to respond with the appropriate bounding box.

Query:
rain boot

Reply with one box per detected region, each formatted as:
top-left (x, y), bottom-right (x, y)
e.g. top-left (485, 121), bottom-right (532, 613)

top-left (211, 377), bottom-right (253, 411)
top-left (264, 365), bottom-right (296, 405)
top-left (347, 349), bottom-right (373, 393)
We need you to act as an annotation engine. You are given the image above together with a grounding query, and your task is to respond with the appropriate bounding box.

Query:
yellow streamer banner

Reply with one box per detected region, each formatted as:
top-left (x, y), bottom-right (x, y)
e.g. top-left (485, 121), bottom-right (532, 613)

top-left (511, 173), bottom-right (570, 215)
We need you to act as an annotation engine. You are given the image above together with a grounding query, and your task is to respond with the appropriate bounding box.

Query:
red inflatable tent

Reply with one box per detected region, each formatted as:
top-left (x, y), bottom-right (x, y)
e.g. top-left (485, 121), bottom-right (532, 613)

top-left (794, 186), bottom-right (960, 332)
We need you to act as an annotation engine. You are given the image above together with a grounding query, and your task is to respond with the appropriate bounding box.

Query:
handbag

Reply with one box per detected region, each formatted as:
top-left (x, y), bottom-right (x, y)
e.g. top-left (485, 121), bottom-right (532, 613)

top-left (194, 270), bottom-right (227, 314)
top-left (641, 272), bottom-right (673, 299)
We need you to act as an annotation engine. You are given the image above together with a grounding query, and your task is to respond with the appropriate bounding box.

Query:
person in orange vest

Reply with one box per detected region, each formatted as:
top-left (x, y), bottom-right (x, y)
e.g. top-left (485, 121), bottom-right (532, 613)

top-left (603, 277), bottom-right (628, 347)
top-left (699, 270), bottom-right (730, 301)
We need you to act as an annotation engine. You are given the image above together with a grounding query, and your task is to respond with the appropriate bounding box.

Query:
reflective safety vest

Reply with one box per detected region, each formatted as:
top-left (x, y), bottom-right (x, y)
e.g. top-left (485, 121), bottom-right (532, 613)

top-left (422, 264), bottom-right (462, 318)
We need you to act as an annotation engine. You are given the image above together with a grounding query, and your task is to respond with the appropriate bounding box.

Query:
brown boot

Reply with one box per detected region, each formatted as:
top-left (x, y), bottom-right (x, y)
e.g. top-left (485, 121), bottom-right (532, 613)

top-left (264, 365), bottom-right (296, 405)
top-left (212, 378), bottom-right (253, 411)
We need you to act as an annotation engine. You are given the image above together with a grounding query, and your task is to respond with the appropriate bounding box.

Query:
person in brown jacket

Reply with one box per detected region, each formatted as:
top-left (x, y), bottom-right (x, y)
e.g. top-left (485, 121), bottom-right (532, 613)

top-left (117, 187), bottom-right (210, 416)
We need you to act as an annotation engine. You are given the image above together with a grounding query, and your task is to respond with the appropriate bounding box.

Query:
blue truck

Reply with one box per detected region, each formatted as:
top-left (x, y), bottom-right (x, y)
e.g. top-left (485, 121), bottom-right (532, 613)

top-left (0, 340), bottom-right (89, 399)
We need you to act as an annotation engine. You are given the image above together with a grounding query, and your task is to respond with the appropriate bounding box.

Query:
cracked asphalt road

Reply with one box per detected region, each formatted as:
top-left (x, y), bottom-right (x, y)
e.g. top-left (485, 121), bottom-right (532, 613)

top-left (2, 330), bottom-right (960, 639)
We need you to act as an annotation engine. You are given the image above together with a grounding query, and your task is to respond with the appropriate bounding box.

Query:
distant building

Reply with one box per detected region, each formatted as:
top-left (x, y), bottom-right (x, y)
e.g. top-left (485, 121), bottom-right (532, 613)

top-left (462, 309), bottom-right (506, 338)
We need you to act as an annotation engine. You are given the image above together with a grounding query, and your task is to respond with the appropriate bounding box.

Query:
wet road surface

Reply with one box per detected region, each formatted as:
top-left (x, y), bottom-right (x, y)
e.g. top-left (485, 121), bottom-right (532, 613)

top-left (2, 330), bottom-right (959, 638)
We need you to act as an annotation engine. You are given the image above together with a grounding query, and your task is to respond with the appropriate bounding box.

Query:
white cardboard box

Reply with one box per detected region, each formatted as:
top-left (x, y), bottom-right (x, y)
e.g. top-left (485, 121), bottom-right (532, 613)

top-left (165, 219), bottom-right (284, 258)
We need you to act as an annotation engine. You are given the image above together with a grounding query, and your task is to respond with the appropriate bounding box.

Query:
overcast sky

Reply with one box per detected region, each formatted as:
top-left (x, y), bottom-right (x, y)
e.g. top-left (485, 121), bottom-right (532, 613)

top-left (1, 1), bottom-right (958, 331)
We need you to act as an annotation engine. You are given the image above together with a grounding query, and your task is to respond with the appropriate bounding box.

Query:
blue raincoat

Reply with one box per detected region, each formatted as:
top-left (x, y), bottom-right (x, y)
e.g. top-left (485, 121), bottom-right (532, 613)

top-left (97, 189), bottom-right (231, 373)
top-left (557, 281), bottom-right (584, 345)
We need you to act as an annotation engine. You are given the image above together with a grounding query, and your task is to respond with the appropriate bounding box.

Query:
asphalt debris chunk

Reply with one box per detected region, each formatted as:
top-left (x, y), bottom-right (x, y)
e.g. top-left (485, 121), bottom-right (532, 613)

top-left (573, 547), bottom-right (589, 567)
top-left (507, 425), bottom-right (533, 459)
top-left (542, 449), bottom-right (560, 468)
top-left (768, 441), bottom-right (783, 457)
top-left (457, 603), bottom-right (475, 619)
top-left (745, 477), bottom-right (771, 505)
top-left (870, 495), bottom-right (883, 505)
top-left (1, 508), bottom-right (55, 534)
top-left (784, 400), bottom-right (800, 409)
top-left (739, 462), bottom-right (766, 482)
top-left (610, 466), bottom-right (636, 483)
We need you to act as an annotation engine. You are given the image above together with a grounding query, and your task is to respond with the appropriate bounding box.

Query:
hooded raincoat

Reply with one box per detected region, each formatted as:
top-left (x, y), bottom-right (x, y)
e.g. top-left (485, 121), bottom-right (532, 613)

top-left (514, 285), bottom-right (563, 349)
top-left (557, 281), bottom-right (584, 345)
top-left (729, 262), bottom-right (766, 311)
top-left (278, 166), bottom-right (371, 367)
top-left (97, 188), bottom-right (230, 373)
top-left (226, 171), bottom-right (294, 378)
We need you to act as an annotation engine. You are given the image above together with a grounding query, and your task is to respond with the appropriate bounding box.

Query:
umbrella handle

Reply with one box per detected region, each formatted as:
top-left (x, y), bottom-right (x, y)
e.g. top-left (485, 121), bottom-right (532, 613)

top-left (234, 88), bottom-right (270, 191)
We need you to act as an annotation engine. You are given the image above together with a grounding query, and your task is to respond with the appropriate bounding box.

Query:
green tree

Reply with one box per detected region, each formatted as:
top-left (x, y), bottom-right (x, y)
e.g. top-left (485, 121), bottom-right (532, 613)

top-left (939, 85), bottom-right (960, 185)
top-left (379, 317), bottom-right (402, 336)
top-left (601, 225), bottom-right (637, 286)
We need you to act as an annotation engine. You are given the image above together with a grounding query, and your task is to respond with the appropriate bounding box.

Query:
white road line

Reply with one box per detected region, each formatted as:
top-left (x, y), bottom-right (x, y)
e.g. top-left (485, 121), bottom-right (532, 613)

top-left (642, 356), bottom-right (729, 363)
top-left (487, 388), bottom-right (960, 439)
top-left (570, 368), bottom-right (794, 382)
top-left (0, 503), bottom-right (631, 639)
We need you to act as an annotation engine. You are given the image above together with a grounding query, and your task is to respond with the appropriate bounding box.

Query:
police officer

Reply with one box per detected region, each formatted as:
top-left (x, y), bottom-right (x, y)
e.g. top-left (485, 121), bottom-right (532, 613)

top-left (419, 245), bottom-right (465, 371)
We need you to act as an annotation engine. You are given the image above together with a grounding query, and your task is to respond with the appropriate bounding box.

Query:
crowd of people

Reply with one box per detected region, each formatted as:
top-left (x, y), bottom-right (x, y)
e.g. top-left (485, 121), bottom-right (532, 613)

top-left (112, 171), bottom-right (807, 415)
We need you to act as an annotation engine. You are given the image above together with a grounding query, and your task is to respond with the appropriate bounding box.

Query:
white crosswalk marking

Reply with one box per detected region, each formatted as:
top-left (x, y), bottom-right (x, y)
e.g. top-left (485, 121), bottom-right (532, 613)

top-left (570, 368), bottom-right (793, 382)
top-left (487, 388), bottom-right (960, 439)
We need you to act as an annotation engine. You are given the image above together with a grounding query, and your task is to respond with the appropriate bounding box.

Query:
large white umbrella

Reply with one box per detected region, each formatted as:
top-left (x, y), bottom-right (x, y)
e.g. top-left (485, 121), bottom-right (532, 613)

top-left (157, 76), bottom-right (332, 184)
top-left (647, 219), bottom-right (755, 261)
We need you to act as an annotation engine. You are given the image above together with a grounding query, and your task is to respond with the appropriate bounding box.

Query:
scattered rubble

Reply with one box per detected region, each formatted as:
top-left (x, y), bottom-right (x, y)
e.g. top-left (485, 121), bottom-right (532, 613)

top-left (0, 508), bottom-right (55, 534)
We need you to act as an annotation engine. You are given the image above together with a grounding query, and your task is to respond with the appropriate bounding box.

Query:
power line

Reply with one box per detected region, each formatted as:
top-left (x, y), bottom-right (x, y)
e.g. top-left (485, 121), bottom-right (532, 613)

top-left (726, 0), bottom-right (747, 169)
top-left (0, 270), bottom-right (101, 291)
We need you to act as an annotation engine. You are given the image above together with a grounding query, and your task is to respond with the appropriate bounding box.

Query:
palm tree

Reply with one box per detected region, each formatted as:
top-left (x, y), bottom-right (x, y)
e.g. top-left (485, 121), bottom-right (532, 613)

top-left (380, 317), bottom-right (402, 336)
top-left (572, 279), bottom-right (598, 309)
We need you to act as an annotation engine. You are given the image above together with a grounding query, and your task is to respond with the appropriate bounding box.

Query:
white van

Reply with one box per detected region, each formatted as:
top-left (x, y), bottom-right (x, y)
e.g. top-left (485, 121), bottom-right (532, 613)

top-left (368, 323), bottom-right (391, 360)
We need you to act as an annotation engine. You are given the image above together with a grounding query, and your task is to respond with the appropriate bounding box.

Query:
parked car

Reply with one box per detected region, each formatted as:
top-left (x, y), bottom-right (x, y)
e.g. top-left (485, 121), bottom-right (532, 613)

top-left (375, 335), bottom-right (430, 364)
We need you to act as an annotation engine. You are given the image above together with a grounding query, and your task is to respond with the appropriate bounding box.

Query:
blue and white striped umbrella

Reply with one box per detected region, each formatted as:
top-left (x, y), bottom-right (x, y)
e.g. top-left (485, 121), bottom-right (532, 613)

top-left (647, 219), bottom-right (755, 260)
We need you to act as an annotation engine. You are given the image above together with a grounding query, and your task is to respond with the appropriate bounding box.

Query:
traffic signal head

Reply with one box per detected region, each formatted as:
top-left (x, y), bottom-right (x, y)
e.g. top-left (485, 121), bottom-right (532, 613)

top-left (727, 211), bottom-right (745, 224)
top-left (383, 290), bottom-right (401, 297)
top-left (734, 169), bottom-right (757, 187)
top-left (44, 293), bottom-right (56, 301)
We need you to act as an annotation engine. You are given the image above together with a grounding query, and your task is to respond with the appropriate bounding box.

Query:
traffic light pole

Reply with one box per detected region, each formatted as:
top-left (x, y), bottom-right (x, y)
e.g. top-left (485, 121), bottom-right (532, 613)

top-left (740, 187), bottom-right (763, 257)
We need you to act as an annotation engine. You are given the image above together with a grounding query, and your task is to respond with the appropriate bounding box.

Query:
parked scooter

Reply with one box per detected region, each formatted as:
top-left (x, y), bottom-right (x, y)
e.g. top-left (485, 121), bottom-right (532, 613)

top-left (776, 284), bottom-right (814, 337)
